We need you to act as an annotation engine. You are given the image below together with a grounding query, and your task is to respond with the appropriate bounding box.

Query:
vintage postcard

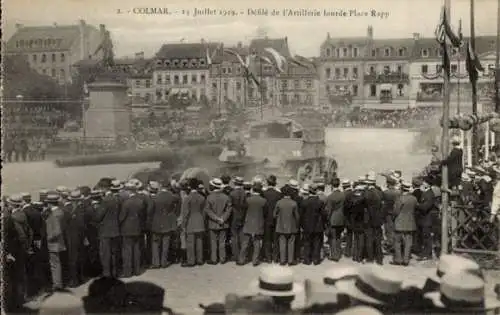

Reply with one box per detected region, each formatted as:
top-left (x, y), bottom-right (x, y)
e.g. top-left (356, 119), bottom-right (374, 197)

top-left (2, 0), bottom-right (500, 314)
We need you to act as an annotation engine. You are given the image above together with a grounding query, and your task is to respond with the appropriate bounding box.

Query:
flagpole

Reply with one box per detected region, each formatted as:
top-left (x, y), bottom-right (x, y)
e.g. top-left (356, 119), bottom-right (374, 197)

top-left (471, 0), bottom-right (479, 164)
top-left (219, 63), bottom-right (222, 116)
top-left (441, 0), bottom-right (452, 256)
top-left (260, 57), bottom-right (264, 119)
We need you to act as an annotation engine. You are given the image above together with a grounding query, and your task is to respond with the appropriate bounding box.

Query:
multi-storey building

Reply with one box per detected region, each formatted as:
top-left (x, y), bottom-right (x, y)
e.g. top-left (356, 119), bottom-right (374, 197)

top-left (409, 34), bottom-right (497, 111)
top-left (318, 32), bottom-right (366, 106)
top-left (5, 20), bottom-right (103, 85)
top-left (363, 27), bottom-right (413, 109)
top-left (278, 62), bottom-right (319, 108)
top-left (210, 42), bottom-right (248, 111)
top-left (153, 41), bottom-right (219, 104)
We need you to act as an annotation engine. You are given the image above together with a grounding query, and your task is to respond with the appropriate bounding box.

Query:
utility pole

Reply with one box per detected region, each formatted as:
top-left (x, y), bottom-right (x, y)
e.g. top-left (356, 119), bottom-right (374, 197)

top-left (441, 0), bottom-right (452, 256)
top-left (471, 0), bottom-right (479, 164)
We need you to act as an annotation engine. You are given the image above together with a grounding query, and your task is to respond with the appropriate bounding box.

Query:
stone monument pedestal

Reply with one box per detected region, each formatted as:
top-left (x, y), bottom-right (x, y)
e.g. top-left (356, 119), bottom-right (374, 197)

top-left (85, 80), bottom-right (131, 140)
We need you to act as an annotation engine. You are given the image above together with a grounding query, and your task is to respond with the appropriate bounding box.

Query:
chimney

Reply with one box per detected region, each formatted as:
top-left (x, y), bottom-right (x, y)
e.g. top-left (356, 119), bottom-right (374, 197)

top-left (15, 23), bottom-right (23, 30)
top-left (327, 32), bottom-right (331, 39)
top-left (135, 52), bottom-right (145, 60)
top-left (413, 32), bottom-right (420, 40)
top-left (237, 41), bottom-right (242, 48)
top-left (367, 26), bottom-right (373, 39)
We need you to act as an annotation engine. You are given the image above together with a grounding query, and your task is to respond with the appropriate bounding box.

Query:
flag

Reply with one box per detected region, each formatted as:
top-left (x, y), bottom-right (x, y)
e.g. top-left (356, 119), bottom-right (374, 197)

top-left (223, 49), bottom-right (246, 67)
top-left (288, 55), bottom-right (311, 69)
top-left (206, 49), bottom-right (212, 65)
top-left (466, 40), bottom-right (485, 83)
top-left (264, 48), bottom-right (286, 72)
top-left (458, 19), bottom-right (463, 43)
top-left (434, 6), bottom-right (461, 48)
top-left (224, 49), bottom-right (260, 87)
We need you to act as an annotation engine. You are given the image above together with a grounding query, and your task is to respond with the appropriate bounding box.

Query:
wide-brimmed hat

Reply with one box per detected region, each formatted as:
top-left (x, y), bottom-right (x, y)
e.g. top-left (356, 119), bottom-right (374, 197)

top-left (110, 180), bottom-right (124, 191)
top-left (336, 264), bottom-right (403, 305)
top-left (90, 189), bottom-right (103, 198)
top-left (304, 279), bottom-right (349, 308)
top-left (428, 254), bottom-right (483, 284)
top-left (7, 195), bottom-right (24, 206)
top-left (335, 306), bottom-right (383, 315)
top-left (55, 186), bottom-right (69, 194)
top-left (233, 176), bottom-right (244, 186)
top-left (45, 194), bottom-right (61, 204)
top-left (20, 192), bottom-right (31, 201)
top-left (401, 181), bottom-right (412, 192)
top-left (249, 265), bottom-right (303, 297)
top-left (68, 190), bottom-right (83, 201)
top-left (451, 136), bottom-right (461, 145)
top-left (125, 182), bottom-right (137, 190)
top-left (288, 179), bottom-right (300, 190)
top-left (300, 184), bottom-right (311, 195)
top-left (341, 179), bottom-right (351, 187)
top-left (148, 181), bottom-right (160, 192)
top-left (209, 178), bottom-right (223, 189)
top-left (323, 265), bottom-right (359, 286)
top-left (425, 272), bottom-right (500, 311)
top-left (39, 290), bottom-right (85, 315)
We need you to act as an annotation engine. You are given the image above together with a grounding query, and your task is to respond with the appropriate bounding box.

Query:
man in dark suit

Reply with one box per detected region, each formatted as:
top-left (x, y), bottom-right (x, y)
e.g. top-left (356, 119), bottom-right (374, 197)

top-left (325, 178), bottom-right (345, 262)
top-left (349, 182), bottom-right (366, 262)
top-left (364, 175), bottom-right (384, 265)
top-left (262, 175), bottom-right (282, 263)
top-left (63, 190), bottom-right (87, 287)
top-left (441, 136), bottom-right (463, 189)
top-left (119, 183), bottom-right (145, 277)
top-left (95, 185), bottom-right (122, 278)
top-left (382, 177), bottom-right (401, 253)
top-left (238, 183), bottom-right (266, 266)
top-left (229, 177), bottom-right (247, 262)
top-left (300, 185), bottom-right (326, 265)
top-left (392, 182), bottom-right (418, 266)
top-left (415, 179), bottom-right (436, 261)
top-left (178, 178), bottom-right (207, 267)
top-left (341, 180), bottom-right (354, 257)
top-left (151, 181), bottom-right (180, 268)
top-left (204, 178), bottom-right (232, 264)
top-left (274, 186), bottom-right (300, 265)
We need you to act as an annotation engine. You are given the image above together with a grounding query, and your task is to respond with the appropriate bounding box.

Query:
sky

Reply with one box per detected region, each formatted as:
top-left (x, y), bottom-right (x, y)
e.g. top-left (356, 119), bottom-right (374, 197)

top-left (4, 0), bottom-right (499, 58)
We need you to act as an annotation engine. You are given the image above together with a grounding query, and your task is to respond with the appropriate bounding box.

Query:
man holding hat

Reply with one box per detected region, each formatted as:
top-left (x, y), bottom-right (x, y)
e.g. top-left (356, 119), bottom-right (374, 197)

top-left (262, 174), bottom-right (282, 263)
top-left (229, 176), bottom-right (247, 262)
top-left (119, 182), bottom-right (145, 277)
top-left (205, 178), bottom-right (232, 264)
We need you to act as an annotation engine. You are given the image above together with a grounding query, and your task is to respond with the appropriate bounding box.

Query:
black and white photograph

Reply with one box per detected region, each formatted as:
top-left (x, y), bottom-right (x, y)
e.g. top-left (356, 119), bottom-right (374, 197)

top-left (2, 0), bottom-right (500, 313)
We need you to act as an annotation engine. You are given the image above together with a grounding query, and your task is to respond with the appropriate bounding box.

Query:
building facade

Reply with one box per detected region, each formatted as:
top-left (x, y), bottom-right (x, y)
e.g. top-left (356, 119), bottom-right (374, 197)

top-left (5, 20), bottom-right (103, 85)
top-left (152, 42), bottom-right (218, 105)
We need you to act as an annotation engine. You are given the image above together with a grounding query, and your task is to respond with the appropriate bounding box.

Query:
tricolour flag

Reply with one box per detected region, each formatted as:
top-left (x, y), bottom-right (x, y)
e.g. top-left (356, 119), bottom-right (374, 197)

top-left (223, 49), bottom-right (246, 67)
top-left (288, 55), bottom-right (311, 69)
top-left (206, 49), bottom-right (212, 65)
top-left (224, 49), bottom-right (260, 87)
top-left (435, 6), bottom-right (462, 48)
top-left (466, 40), bottom-right (485, 83)
top-left (264, 47), bottom-right (286, 72)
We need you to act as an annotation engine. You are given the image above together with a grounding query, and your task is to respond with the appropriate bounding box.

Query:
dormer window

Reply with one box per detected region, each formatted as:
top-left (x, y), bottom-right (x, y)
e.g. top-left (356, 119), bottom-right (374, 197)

top-left (326, 48), bottom-right (331, 57)
top-left (343, 48), bottom-right (348, 57)
top-left (191, 59), bottom-right (198, 67)
top-left (182, 59), bottom-right (188, 67)
top-left (353, 47), bottom-right (359, 57)
top-left (164, 60), bottom-right (171, 67)
top-left (173, 59), bottom-right (180, 67)
top-left (156, 60), bottom-right (163, 66)
top-left (421, 49), bottom-right (429, 57)
top-left (200, 60), bottom-right (206, 66)
top-left (398, 48), bottom-right (405, 56)
top-left (335, 48), bottom-right (340, 57)
top-left (436, 48), bottom-right (442, 57)
top-left (384, 48), bottom-right (390, 57)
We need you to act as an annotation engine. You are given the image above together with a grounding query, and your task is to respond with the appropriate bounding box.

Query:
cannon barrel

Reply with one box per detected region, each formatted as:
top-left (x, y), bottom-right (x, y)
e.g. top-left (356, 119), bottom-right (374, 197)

top-left (54, 144), bottom-right (223, 168)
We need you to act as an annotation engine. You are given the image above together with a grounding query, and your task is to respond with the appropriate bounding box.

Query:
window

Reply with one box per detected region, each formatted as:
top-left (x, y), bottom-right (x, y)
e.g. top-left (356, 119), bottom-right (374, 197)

top-left (174, 75), bottom-right (179, 84)
top-left (51, 69), bottom-right (56, 77)
top-left (371, 49), bottom-right (377, 57)
top-left (145, 93), bottom-right (151, 102)
top-left (353, 67), bottom-right (358, 78)
top-left (306, 94), bottom-right (312, 104)
top-left (282, 94), bottom-right (288, 105)
top-left (325, 68), bottom-right (331, 78)
top-left (236, 82), bottom-right (242, 90)
top-left (335, 48), bottom-right (340, 57)
top-left (343, 68), bottom-right (349, 77)
top-left (398, 48), bottom-right (405, 57)
top-left (223, 82), bottom-right (228, 91)
top-left (369, 66), bottom-right (376, 74)
top-left (145, 80), bottom-right (151, 88)
top-left (353, 47), bottom-right (358, 57)
top-left (352, 85), bottom-right (358, 96)
top-left (32, 54), bottom-right (37, 62)
top-left (294, 94), bottom-right (300, 103)
top-left (326, 48), bottom-right (331, 57)
top-left (51, 54), bottom-right (56, 62)
top-left (135, 80), bottom-right (141, 87)
top-left (343, 48), bottom-right (348, 57)
top-left (237, 95), bottom-right (241, 102)
top-left (222, 67), bottom-right (227, 74)
top-left (383, 66), bottom-right (390, 74)
top-left (384, 48), bottom-right (390, 57)
top-left (212, 82), bottom-right (217, 89)
top-left (421, 64), bottom-right (428, 74)
top-left (451, 64), bottom-right (458, 73)
top-left (60, 69), bottom-right (65, 79)
top-left (200, 74), bottom-right (206, 83)
top-left (397, 84), bottom-right (404, 96)
top-left (326, 85), bottom-right (330, 92)
top-left (421, 49), bottom-right (429, 57)
top-left (42, 69), bottom-right (47, 74)
top-left (165, 75), bottom-right (171, 85)
top-left (335, 68), bottom-right (341, 78)
top-left (397, 65), bottom-right (402, 73)
top-left (370, 84), bottom-right (377, 97)
top-left (192, 74), bottom-right (197, 84)
top-left (294, 80), bottom-right (300, 89)
top-left (41, 54), bottom-right (47, 63)
top-left (156, 74), bottom-right (162, 84)
top-left (236, 66), bottom-right (241, 74)
top-left (282, 80), bottom-right (288, 89)
top-left (305, 79), bottom-right (312, 88)
top-left (436, 64), bottom-right (442, 73)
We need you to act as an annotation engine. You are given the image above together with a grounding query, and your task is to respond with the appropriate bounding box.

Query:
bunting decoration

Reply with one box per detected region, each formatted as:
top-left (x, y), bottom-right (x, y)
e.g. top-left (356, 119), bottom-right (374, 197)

top-left (466, 40), bottom-right (485, 83)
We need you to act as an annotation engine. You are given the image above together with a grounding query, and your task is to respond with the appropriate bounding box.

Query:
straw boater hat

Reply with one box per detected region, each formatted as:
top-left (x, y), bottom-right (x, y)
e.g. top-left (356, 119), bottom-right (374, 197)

top-left (336, 264), bottom-right (404, 305)
top-left (20, 192), bottom-right (31, 201)
top-left (39, 290), bottom-right (85, 315)
top-left (249, 265), bottom-right (303, 297)
top-left (428, 254), bottom-right (482, 283)
top-left (334, 306), bottom-right (383, 315)
top-left (288, 179), bottom-right (300, 190)
top-left (55, 186), bottom-right (69, 195)
top-left (68, 190), bottom-right (83, 201)
top-left (452, 136), bottom-right (461, 145)
top-left (125, 181), bottom-right (137, 191)
top-left (341, 179), bottom-right (351, 188)
top-left (45, 194), bottom-right (61, 204)
top-left (425, 272), bottom-right (500, 312)
top-left (7, 195), bottom-right (24, 206)
top-left (110, 180), bottom-right (124, 191)
top-left (209, 178), bottom-right (223, 190)
top-left (323, 265), bottom-right (359, 286)
top-left (233, 176), bottom-right (244, 186)
top-left (300, 184), bottom-right (311, 195)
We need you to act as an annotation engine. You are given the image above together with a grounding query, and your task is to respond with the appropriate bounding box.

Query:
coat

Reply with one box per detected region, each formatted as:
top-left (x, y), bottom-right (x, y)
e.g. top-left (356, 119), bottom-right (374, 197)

top-left (10, 208), bottom-right (33, 252)
top-left (262, 188), bottom-right (282, 230)
top-left (44, 206), bottom-right (66, 252)
top-left (274, 197), bottom-right (300, 234)
top-left (382, 188), bottom-right (401, 218)
top-left (342, 189), bottom-right (354, 228)
top-left (300, 195), bottom-right (326, 233)
top-left (416, 189), bottom-right (436, 227)
top-left (204, 190), bottom-right (232, 230)
top-left (229, 187), bottom-right (247, 229)
top-left (364, 187), bottom-right (384, 228)
top-left (325, 189), bottom-right (345, 227)
top-left (442, 147), bottom-right (463, 187)
top-left (394, 193), bottom-right (418, 232)
top-left (151, 190), bottom-right (180, 234)
top-left (347, 189), bottom-right (367, 231)
top-left (23, 204), bottom-right (44, 242)
top-left (138, 192), bottom-right (155, 231)
top-left (242, 193), bottom-right (267, 235)
top-left (180, 190), bottom-right (206, 233)
top-left (63, 202), bottom-right (87, 249)
top-left (95, 194), bottom-right (121, 238)
top-left (119, 194), bottom-right (145, 236)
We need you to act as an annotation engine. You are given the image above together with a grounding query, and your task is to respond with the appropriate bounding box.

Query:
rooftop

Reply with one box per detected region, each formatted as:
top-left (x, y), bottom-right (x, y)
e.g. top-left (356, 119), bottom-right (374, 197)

top-left (156, 42), bottom-right (221, 59)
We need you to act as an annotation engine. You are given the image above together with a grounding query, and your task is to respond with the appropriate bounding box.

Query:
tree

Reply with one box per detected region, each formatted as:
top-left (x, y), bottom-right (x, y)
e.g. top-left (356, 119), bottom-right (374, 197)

top-left (3, 54), bottom-right (63, 99)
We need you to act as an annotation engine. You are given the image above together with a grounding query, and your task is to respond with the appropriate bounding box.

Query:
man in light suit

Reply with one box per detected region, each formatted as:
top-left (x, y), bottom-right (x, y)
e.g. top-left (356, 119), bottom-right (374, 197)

top-left (274, 186), bottom-right (300, 266)
top-left (392, 182), bottom-right (417, 266)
